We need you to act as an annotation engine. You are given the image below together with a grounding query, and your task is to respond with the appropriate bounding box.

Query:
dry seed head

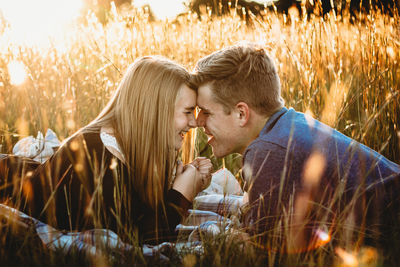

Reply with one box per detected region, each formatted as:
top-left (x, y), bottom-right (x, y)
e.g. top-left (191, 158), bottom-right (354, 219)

top-left (74, 163), bottom-right (84, 172)
top-left (16, 117), bottom-right (29, 137)
top-left (359, 247), bottom-right (378, 264)
top-left (335, 247), bottom-right (358, 267)
top-left (182, 254), bottom-right (197, 267)
top-left (69, 140), bottom-right (79, 151)
top-left (66, 119), bottom-right (75, 130)
top-left (22, 181), bottom-right (33, 201)
top-left (386, 46), bottom-right (395, 60)
top-left (321, 80), bottom-right (349, 127)
top-left (288, 191), bottom-right (310, 252)
top-left (109, 158), bottom-right (118, 170)
top-left (302, 151), bottom-right (325, 190)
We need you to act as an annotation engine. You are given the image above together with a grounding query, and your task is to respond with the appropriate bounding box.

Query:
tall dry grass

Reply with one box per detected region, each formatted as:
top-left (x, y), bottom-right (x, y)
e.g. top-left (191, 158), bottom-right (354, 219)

top-left (0, 4), bottom-right (399, 266)
top-left (1, 6), bottom-right (398, 166)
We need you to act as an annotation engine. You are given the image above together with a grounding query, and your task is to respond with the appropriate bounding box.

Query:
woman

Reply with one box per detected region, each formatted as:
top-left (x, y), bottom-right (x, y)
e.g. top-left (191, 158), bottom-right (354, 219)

top-left (1, 56), bottom-right (212, 244)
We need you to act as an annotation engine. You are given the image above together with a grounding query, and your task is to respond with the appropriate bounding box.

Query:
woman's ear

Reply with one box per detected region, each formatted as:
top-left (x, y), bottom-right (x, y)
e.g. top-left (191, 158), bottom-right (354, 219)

top-left (235, 102), bottom-right (250, 127)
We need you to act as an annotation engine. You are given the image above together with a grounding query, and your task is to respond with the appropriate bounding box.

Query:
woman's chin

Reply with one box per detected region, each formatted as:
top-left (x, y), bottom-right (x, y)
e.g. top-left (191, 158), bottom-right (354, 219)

top-left (174, 141), bottom-right (183, 151)
top-left (174, 135), bottom-right (184, 150)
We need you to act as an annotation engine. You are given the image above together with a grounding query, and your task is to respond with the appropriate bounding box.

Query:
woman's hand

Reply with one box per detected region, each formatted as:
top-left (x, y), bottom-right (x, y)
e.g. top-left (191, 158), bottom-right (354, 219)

top-left (172, 157), bottom-right (213, 202)
top-left (192, 157), bottom-right (213, 191)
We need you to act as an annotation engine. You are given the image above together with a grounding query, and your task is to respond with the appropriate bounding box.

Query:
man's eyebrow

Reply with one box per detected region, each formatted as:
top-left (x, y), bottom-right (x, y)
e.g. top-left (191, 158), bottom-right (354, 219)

top-left (197, 105), bottom-right (209, 111)
top-left (185, 106), bottom-right (196, 110)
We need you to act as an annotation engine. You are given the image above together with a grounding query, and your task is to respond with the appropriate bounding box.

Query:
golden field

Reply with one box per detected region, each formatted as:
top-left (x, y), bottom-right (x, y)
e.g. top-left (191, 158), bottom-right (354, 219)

top-left (0, 5), bottom-right (399, 266)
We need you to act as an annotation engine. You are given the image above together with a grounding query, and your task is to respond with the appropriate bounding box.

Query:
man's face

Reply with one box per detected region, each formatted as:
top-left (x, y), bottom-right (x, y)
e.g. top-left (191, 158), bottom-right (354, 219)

top-left (196, 83), bottom-right (244, 157)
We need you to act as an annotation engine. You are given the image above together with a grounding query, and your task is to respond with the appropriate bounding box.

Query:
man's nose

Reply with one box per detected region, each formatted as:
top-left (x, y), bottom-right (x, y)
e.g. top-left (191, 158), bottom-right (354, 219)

top-left (196, 110), bottom-right (205, 127)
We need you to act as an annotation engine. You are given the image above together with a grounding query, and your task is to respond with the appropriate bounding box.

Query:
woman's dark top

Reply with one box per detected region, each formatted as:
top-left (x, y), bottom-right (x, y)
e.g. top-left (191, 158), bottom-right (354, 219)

top-left (0, 132), bottom-right (191, 244)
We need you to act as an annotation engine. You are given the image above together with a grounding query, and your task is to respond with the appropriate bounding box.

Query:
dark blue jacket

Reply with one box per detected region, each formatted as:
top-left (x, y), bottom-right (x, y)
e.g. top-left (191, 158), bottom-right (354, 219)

top-left (243, 107), bottom-right (400, 246)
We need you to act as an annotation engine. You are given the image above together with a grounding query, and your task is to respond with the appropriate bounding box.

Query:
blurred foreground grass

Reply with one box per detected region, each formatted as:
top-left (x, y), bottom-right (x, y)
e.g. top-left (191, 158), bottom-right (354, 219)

top-left (0, 5), bottom-right (399, 266)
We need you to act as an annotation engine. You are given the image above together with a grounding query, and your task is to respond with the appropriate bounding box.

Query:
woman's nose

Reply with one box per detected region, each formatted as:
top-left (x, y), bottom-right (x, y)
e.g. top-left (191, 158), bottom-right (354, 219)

top-left (188, 114), bottom-right (197, 128)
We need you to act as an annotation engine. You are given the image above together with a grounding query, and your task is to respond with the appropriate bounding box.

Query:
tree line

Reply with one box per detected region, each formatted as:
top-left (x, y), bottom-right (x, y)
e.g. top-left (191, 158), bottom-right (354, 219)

top-left (83, 0), bottom-right (400, 24)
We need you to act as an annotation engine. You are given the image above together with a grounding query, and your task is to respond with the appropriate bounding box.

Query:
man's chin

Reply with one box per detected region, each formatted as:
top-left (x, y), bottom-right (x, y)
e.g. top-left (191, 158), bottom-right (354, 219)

top-left (211, 146), bottom-right (228, 158)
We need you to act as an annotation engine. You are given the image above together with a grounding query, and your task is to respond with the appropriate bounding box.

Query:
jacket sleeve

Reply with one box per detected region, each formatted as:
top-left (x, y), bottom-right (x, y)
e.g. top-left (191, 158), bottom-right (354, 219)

top-left (0, 154), bottom-right (40, 205)
top-left (24, 135), bottom-right (101, 230)
top-left (241, 141), bottom-right (299, 238)
top-left (166, 188), bottom-right (192, 226)
top-left (140, 189), bottom-right (192, 244)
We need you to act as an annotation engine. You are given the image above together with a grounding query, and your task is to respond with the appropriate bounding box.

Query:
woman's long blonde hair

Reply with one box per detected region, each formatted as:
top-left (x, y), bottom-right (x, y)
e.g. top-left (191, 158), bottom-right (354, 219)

top-left (82, 56), bottom-right (194, 210)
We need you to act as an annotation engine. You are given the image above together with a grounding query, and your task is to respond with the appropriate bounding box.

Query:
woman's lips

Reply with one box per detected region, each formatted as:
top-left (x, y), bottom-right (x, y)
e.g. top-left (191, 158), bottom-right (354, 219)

top-left (179, 131), bottom-right (187, 139)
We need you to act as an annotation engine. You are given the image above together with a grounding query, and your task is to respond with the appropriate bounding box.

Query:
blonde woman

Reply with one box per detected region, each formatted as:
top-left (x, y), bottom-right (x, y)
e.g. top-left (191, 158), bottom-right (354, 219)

top-left (2, 56), bottom-right (212, 244)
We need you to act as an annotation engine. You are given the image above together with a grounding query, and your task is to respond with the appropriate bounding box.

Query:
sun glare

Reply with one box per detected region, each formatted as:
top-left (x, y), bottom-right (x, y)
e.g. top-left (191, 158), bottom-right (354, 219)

top-left (0, 0), bottom-right (83, 45)
top-left (315, 228), bottom-right (330, 243)
top-left (7, 60), bottom-right (27, 86)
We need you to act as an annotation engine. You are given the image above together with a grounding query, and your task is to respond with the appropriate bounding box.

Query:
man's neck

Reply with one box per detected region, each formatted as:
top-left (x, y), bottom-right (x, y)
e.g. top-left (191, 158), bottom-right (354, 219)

top-left (252, 114), bottom-right (270, 139)
top-left (238, 113), bottom-right (270, 155)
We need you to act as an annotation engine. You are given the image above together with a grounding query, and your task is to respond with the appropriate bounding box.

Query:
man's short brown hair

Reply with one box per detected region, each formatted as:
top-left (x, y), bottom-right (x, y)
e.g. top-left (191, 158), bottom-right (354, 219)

top-left (193, 43), bottom-right (284, 115)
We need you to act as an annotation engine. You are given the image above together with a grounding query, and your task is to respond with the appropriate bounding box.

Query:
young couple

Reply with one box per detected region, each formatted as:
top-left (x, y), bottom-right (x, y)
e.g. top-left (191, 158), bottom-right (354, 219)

top-left (1, 44), bottom-right (399, 250)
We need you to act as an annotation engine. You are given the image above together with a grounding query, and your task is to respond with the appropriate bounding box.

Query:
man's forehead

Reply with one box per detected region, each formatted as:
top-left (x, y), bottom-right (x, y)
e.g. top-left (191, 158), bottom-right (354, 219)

top-left (197, 83), bottom-right (215, 106)
top-left (197, 95), bottom-right (224, 113)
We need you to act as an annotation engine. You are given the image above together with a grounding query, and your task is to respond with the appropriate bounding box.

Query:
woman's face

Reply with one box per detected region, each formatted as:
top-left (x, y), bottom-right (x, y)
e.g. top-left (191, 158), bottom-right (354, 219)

top-left (174, 84), bottom-right (197, 150)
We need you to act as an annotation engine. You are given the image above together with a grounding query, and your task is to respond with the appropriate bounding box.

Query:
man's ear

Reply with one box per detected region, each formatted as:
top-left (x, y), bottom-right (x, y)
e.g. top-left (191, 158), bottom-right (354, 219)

top-left (235, 102), bottom-right (250, 127)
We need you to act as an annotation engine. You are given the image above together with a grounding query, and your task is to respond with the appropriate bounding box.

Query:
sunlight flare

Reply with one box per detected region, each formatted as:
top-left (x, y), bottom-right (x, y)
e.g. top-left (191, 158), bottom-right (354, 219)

top-left (315, 228), bottom-right (330, 243)
top-left (7, 60), bottom-right (27, 86)
top-left (0, 0), bottom-right (83, 44)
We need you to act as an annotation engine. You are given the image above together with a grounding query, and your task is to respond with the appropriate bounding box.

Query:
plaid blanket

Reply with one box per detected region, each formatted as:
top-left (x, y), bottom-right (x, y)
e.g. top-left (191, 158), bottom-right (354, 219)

top-left (177, 194), bottom-right (244, 242)
top-left (0, 204), bottom-right (175, 260)
top-left (0, 193), bottom-right (245, 262)
top-left (2, 142), bottom-right (246, 261)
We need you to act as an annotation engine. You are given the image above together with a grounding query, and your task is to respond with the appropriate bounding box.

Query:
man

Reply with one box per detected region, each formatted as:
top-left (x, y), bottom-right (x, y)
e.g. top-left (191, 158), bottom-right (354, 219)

top-left (193, 43), bottom-right (400, 252)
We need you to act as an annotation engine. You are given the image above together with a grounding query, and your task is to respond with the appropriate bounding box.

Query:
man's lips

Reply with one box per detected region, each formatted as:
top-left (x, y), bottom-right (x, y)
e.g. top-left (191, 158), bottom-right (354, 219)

top-left (204, 128), bottom-right (212, 136)
top-left (204, 130), bottom-right (214, 143)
